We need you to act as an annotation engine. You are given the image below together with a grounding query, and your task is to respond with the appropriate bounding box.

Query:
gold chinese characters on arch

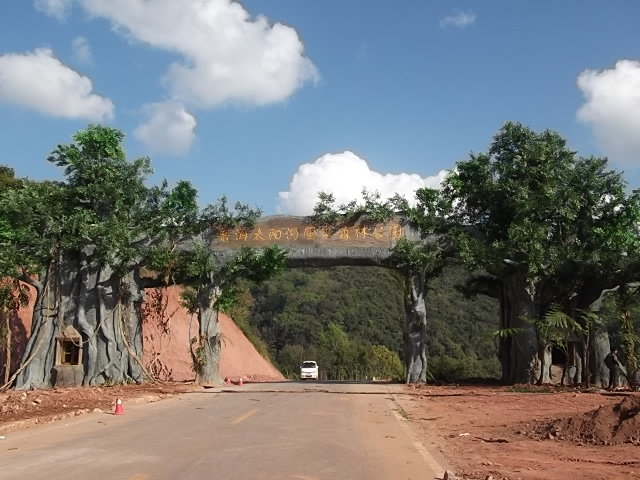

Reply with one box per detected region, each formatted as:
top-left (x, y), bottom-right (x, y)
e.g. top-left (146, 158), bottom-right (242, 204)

top-left (210, 217), bottom-right (405, 249)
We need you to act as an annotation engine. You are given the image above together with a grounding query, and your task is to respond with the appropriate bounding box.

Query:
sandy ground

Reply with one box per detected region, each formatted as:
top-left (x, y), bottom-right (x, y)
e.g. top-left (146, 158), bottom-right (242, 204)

top-left (396, 384), bottom-right (640, 480)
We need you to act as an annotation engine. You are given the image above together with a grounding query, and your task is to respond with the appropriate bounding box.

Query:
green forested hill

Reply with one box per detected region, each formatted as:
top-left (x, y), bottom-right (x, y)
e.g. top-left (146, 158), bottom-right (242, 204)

top-left (246, 265), bottom-right (405, 356)
top-left (236, 265), bottom-right (501, 380)
top-left (425, 267), bottom-right (500, 380)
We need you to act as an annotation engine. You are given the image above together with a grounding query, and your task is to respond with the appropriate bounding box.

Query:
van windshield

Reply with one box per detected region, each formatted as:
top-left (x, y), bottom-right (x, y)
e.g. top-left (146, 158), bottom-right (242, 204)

top-left (301, 362), bottom-right (316, 368)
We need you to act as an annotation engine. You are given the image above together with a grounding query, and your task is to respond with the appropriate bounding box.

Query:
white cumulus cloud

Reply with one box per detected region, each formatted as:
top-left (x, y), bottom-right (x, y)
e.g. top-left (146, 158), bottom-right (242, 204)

top-left (0, 48), bottom-right (114, 121)
top-left (72, 36), bottom-right (92, 64)
top-left (577, 60), bottom-right (640, 166)
top-left (439, 10), bottom-right (476, 28)
top-left (277, 151), bottom-right (448, 215)
top-left (34, 0), bottom-right (318, 154)
top-left (134, 101), bottom-right (197, 156)
top-left (34, 0), bottom-right (74, 20)
top-left (79, 0), bottom-right (319, 108)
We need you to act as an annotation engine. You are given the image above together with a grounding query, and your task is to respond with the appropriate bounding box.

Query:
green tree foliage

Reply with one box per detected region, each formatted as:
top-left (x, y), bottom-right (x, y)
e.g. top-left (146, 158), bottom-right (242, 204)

top-left (445, 122), bottom-right (590, 280)
top-left (305, 122), bottom-right (640, 386)
top-left (274, 322), bottom-right (404, 381)
top-left (276, 344), bottom-right (306, 377)
top-left (0, 179), bottom-right (63, 282)
top-left (364, 344), bottom-right (405, 380)
top-left (4, 125), bottom-right (195, 388)
top-left (0, 166), bottom-right (21, 192)
top-left (444, 121), bottom-right (640, 287)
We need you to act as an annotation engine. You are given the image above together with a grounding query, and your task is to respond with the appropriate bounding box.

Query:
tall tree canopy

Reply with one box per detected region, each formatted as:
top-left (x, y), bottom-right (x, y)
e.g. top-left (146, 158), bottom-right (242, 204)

top-left (443, 121), bottom-right (640, 384)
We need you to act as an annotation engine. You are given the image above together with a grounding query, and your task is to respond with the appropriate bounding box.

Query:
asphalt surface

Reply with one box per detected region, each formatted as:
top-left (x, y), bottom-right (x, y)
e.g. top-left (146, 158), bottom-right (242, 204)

top-left (0, 382), bottom-right (447, 480)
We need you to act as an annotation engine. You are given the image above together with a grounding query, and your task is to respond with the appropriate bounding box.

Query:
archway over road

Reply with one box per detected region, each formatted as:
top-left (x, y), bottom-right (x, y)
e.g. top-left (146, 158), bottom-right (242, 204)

top-left (203, 215), bottom-right (428, 383)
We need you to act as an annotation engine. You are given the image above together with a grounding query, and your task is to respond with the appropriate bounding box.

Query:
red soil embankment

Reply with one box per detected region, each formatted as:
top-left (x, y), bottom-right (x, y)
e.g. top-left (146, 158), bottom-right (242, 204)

top-left (4, 284), bottom-right (284, 384)
top-left (142, 286), bottom-right (284, 382)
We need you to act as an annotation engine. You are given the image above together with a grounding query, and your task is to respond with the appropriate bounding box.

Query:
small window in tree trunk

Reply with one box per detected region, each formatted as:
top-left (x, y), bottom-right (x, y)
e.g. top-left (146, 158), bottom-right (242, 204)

top-left (59, 340), bottom-right (80, 365)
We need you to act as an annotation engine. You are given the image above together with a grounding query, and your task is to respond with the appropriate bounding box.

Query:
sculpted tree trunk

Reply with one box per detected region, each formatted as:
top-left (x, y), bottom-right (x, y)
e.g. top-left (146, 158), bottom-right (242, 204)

top-left (572, 342), bottom-right (584, 385)
top-left (193, 284), bottom-right (223, 385)
top-left (2, 308), bottom-right (10, 385)
top-left (16, 252), bottom-right (146, 389)
top-left (15, 269), bottom-right (57, 390)
top-left (73, 255), bottom-right (146, 386)
top-left (537, 344), bottom-right (552, 385)
top-left (403, 272), bottom-right (427, 383)
top-left (590, 326), bottom-right (611, 388)
top-left (501, 276), bottom-right (539, 384)
top-left (575, 285), bottom-right (613, 387)
top-left (121, 270), bottom-right (146, 383)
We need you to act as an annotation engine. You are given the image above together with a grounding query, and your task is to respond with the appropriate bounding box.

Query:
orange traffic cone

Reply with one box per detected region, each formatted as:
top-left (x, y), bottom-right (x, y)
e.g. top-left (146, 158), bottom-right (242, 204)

top-left (238, 376), bottom-right (244, 387)
top-left (224, 377), bottom-right (232, 386)
top-left (114, 398), bottom-right (124, 415)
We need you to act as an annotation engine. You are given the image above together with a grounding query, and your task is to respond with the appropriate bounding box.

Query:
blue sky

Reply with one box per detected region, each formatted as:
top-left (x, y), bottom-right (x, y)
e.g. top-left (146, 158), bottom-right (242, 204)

top-left (1, 1), bottom-right (639, 215)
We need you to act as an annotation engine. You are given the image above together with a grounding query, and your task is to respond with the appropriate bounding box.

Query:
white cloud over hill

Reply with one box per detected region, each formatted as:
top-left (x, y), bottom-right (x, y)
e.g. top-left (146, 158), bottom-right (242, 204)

top-left (277, 151), bottom-right (447, 215)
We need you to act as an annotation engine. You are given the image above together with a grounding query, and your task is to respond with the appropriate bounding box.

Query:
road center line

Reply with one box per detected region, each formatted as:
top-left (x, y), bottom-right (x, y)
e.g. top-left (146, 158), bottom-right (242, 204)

top-left (230, 408), bottom-right (260, 425)
top-left (127, 474), bottom-right (149, 480)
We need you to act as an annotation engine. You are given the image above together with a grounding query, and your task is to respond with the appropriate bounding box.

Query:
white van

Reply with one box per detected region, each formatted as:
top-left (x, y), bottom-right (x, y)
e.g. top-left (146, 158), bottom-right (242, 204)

top-left (300, 361), bottom-right (319, 380)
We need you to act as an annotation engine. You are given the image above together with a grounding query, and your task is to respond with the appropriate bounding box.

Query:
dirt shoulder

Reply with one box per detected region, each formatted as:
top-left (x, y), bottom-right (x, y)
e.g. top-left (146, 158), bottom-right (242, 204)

top-left (395, 384), bottom-right (640, 480)
top-left (0, 382), bottom-right (196, 435)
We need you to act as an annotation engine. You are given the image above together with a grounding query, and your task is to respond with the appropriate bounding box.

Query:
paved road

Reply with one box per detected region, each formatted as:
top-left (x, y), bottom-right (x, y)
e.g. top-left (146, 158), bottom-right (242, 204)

top-left (0, 382), bottom-right (447, 480)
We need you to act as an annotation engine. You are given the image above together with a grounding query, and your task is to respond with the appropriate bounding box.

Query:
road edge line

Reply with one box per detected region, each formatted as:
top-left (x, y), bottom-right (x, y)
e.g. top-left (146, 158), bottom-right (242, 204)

top-left (388, 395), bottom-right (447, 478)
